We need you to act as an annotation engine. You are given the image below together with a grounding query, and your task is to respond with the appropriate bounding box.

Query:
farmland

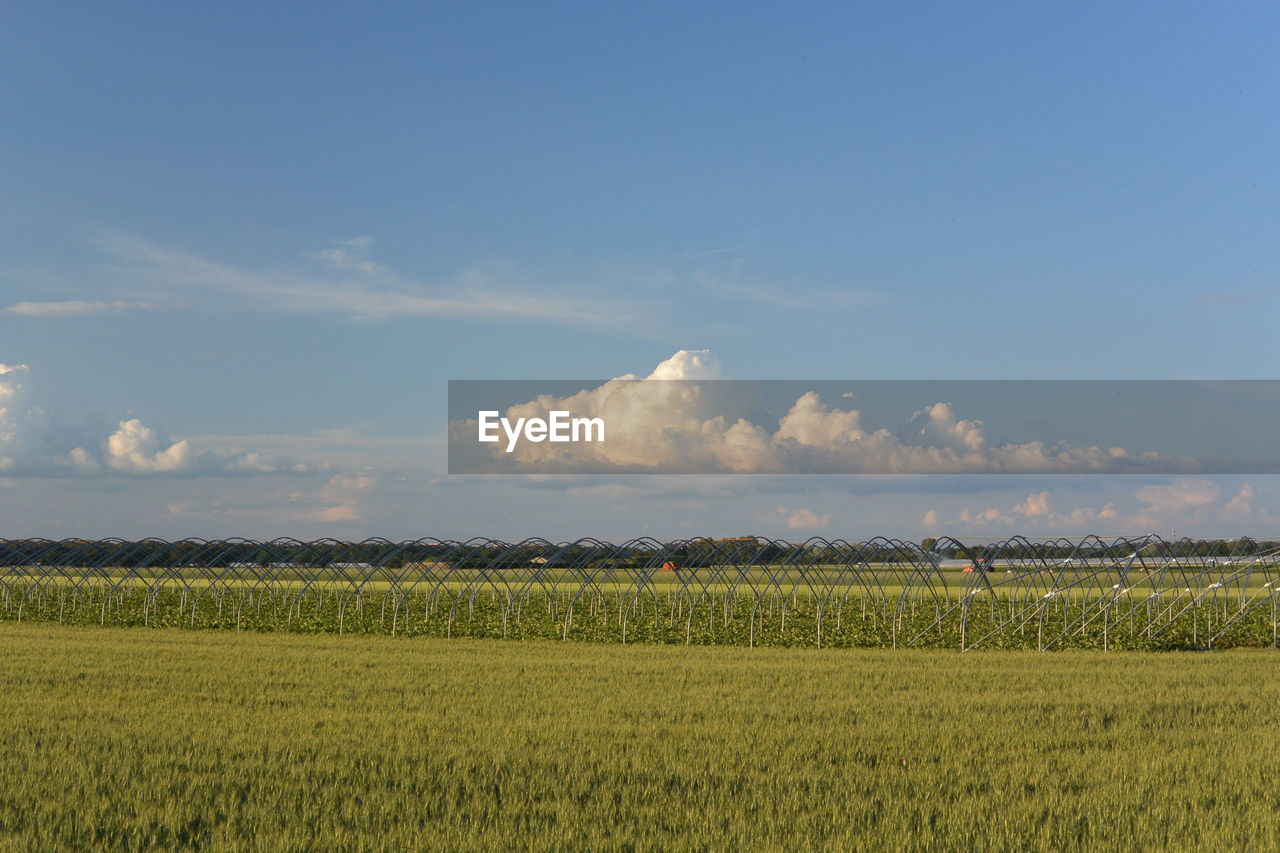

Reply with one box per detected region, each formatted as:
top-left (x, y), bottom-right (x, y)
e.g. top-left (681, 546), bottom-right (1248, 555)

top-left (5, 536), bottom-right (1280, 650)
top-left (4, 577), bottom-right (1279, 650)
top-left (3, 623), bottom-right (1280, 850)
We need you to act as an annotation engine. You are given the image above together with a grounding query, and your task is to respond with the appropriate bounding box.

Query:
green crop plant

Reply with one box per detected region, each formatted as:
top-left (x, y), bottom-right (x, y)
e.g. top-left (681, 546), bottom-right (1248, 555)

top-left (4, 624), bottom-right (1280, 850)
top-left (3, 577), bottom-right (1278, 650)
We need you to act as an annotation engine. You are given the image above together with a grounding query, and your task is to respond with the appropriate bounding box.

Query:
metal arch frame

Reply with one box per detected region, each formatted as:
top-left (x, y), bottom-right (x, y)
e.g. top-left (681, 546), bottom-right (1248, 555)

top-left (4, 534), bottom-right (1280, 649)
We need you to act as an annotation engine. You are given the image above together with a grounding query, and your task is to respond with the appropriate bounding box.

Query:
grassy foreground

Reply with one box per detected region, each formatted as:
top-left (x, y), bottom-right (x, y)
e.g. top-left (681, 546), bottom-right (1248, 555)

top-left (2, 626), bottom-right (1280, 851)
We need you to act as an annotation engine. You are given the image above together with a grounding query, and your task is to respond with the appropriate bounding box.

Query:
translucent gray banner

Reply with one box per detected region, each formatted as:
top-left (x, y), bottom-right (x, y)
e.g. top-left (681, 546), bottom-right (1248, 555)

top-left (448, 380), bottom-right (1280, 475)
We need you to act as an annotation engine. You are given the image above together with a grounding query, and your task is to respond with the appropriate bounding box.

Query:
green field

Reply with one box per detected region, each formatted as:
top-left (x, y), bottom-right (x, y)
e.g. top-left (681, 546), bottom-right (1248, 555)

top-left (5, 574), bottom-right (1277, 649)
top-left (3, 624), bottom-right (1280, 850)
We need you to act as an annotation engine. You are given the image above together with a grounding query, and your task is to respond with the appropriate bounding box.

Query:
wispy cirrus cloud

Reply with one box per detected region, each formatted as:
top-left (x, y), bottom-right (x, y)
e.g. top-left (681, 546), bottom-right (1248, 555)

top-left (7, 233), bottom-right (884, 335)
top-left (93, 232), bottom-right (634, 325)
top-left (6, 300), bottom-right (152, 317)
top-left (307, 236), bottom-right (388, 276)
top-left (695, 275), bottom-right (884, 309)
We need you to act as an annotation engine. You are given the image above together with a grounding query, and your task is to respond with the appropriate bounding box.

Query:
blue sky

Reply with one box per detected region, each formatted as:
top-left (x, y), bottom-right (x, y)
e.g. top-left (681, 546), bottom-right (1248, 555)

top-left (2, 2), bottom-right (1278, 540)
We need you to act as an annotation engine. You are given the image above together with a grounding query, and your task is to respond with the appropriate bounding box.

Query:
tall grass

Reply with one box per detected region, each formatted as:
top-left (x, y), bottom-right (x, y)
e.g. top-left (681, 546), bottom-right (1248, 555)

top-left (3, 624), bottom-right (1280, 850)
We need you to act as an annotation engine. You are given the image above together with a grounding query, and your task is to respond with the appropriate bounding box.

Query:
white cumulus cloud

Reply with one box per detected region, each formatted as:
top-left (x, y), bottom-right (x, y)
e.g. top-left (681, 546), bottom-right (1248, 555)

top-left (0, 364), bottom-right (43, 472)
top-left (101, 419), bottom-right (196, 474)
top-left (776, 506), bottom-right (831, 530)
top-left (289, 473), bottom-right (376, 522)
top-left (0, 363), bottom-right (313, 478)
top-left (456, 350), bottom-right (1180, 475)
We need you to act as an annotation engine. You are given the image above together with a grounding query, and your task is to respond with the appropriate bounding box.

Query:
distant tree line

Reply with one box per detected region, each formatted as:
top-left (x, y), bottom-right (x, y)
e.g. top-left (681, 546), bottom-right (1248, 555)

top-left (0, 537), bottom-right (1273, 569)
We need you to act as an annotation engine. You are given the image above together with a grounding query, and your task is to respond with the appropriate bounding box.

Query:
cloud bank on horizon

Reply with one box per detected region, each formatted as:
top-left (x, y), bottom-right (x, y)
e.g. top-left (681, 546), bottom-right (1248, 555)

top-left (452, 350), bottom-right (1197, 475)
top-left (0, 364), bottom-right (313, 477)
top-left (1, 351), bottom-right (1275, 541)
top-left (922, 479), bottom-right (1262, 536)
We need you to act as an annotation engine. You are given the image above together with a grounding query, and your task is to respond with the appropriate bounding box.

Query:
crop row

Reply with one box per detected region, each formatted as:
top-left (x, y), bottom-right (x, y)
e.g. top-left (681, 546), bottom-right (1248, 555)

top-left (3, 581), bottom-right (1277, 650)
